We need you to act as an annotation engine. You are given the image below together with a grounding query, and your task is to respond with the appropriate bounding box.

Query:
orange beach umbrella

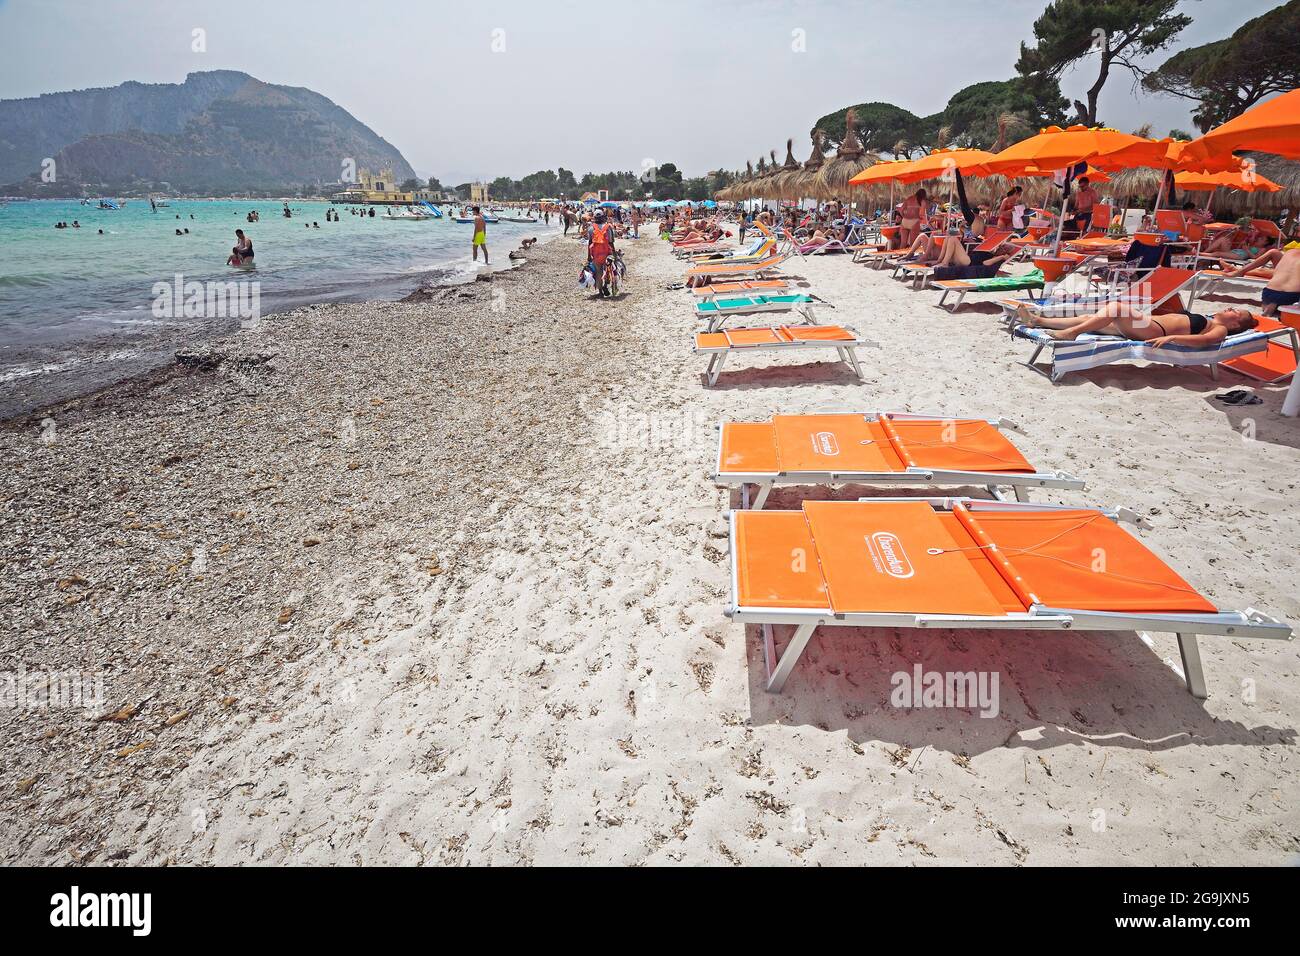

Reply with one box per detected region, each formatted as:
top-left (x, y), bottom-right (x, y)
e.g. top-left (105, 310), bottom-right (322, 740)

top-left (848, 159), bottom-right (917, 185)
top-left (891, 148), bottom-right (999, 183)
top-left (985, 125), bottom-right (1169, 175)
top-left (1180, 90), bottom-right (1300, 164)
top-left (1175, 167), bottom-right (1281, 193)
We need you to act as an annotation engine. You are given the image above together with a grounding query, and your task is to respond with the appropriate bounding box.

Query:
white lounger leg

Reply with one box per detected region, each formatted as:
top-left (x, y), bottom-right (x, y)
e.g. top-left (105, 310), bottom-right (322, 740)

top-left (764, 621), bottom-right (818, 693)
top-left (706, 352), bottom-right (728, 386)
top-left (1177, 633), bottom-right (1209, 699)
top-left (844, 346), bottom-right (864, 380)
top-left (743, 481), bottom-right (769, 512)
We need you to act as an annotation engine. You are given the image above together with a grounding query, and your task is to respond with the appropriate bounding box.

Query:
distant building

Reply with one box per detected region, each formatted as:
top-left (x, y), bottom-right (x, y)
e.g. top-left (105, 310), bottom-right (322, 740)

top-left (333, 166), bottom-right (412, 204)
top-left (469, 182), bottom-right (490, 203)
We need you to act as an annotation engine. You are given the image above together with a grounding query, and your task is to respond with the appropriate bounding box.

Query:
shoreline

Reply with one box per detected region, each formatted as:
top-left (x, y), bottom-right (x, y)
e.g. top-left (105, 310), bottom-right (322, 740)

top-left (0, 227), bottom-right (564, 423)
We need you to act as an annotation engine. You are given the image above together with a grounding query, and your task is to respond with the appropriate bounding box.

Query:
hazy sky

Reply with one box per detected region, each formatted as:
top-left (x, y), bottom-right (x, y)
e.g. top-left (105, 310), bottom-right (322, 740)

top-left (0, 0), bottom-right (1283, 184)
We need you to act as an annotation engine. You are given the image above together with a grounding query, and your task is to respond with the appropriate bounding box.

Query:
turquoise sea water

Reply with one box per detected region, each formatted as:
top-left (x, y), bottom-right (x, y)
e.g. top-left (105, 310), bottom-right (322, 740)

top-left (0, 198), bottom-right (560, 413)
top-left (0, 199), bottom-right (558, 340)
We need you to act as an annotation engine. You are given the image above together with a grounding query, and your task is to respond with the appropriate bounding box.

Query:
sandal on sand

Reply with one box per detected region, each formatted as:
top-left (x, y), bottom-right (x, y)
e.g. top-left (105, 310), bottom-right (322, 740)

top-left (1214, 389), bottom-right (1262, 406)
top-left (665, 282), bottom-right (685, 290)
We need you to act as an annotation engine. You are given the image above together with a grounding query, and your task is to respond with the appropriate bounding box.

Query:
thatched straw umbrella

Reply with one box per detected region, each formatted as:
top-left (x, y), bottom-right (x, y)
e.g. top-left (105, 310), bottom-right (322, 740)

top-left (1239, 153), bottom-right (1300, 213)
top-left (816, 108), bottom-right (880, 203)
top-left (1107, 165), bottom-right (1165, 206)
top-left (799, 129), bottom-right (828, 200)
top-left (772, 138), bottom-right (806, 200)
top-left (746, 150), bottom-right (784, 201)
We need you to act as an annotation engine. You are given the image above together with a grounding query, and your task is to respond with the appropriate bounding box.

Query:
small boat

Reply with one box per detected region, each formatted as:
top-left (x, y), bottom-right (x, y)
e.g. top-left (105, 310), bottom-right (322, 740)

top-left (382, 206), bottom-right (432, 221)
top-left (453, 215), bottom-right (500, 224)
top-left (500, 216), bottom-right (539, 224)
top-left (97, 199), bottom-right (121, 210)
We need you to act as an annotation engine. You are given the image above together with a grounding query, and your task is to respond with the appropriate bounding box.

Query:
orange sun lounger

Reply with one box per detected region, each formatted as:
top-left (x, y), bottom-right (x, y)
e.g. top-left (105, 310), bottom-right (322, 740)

top-left (715, 412), bottom-right (1084, 508)
top-left (694, 325), bottom-right (872, 385)
top-left (690, 278), bottom-right (792, 300)
top-left (728, 498), bottom-right (1291, 696)
top-left (686, 252), bottom-right (790, 282)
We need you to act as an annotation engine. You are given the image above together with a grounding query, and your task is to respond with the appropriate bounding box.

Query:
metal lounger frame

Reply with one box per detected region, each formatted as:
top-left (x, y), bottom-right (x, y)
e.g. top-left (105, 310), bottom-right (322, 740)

top-left (711, 411), bottom-right (1085, 509)
top-left (725, 497), bottom-right (1291, 697)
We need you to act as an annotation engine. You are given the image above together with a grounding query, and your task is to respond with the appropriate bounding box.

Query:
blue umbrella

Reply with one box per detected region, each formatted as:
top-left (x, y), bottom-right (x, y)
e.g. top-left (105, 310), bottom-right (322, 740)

top-left (599, 201), bottom-right (619, 208)
top-left (701, 199), bottom-right (717, 208)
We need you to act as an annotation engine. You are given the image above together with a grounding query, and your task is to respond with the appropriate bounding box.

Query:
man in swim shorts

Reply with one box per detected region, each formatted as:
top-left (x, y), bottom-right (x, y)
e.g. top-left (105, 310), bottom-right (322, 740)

top-left (472, 206), bottom-right (489, 265)
top-left (1217, 247), bottom-right (1300, 315)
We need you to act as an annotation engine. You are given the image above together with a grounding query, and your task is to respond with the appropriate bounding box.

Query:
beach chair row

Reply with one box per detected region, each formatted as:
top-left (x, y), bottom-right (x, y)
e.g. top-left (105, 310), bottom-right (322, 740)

top-left (675, 230), bottom-right (1292, 700)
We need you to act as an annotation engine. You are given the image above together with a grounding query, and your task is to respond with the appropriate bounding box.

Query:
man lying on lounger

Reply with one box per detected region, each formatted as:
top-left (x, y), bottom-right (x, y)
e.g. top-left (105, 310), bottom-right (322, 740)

top-left (1014, 301), bottom-right (1259, 345)
top-left (1212, 246), bottom-right (1300, 315)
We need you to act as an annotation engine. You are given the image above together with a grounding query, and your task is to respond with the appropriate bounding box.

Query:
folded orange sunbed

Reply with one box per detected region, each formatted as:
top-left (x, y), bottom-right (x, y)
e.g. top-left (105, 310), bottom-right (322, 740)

top-left (715, 412), bottom-right (1084, 508)
top-left (694, 325), bottom-right (872, 385)
top-left (1220, 315), bottom-right (1298, 382)
top-left (690, 278), bottom-right (792, 298)
top-left (728, 498), bottom-right (1291, 696)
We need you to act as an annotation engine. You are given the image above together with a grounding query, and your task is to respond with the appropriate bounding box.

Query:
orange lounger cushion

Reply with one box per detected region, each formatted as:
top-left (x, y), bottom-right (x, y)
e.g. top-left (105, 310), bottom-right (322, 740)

top-left (782, 325), bottom-right (854, 342)
top-left (802, 501), bottom-right (1009, 616)
top-left (720, 422), bottom-right (781, 473)
top-left (770, 414), bottom-right (898, 472)
top-left (968, 509), bottom-right (1218, 614)
top-left (887, 418), bottom-right (1034, 473)
top-left (732, 510), bottom-right (829, 609)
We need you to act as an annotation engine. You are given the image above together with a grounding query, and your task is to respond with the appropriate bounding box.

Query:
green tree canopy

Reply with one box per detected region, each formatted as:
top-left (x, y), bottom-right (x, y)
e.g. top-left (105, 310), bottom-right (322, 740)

top-left (1016, 0), bottom-right (1190, 126)
top-left (1142, 1), bottom-right (1300, 133)
top-left (812, 102), bottom-right (933, 157)
top-left (941, 78), bottom-right (1069, 148)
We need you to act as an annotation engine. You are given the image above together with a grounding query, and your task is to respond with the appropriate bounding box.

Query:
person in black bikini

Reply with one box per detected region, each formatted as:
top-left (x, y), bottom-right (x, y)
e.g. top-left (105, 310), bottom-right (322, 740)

top-left (1015, 301), bottom-right (1258, 345)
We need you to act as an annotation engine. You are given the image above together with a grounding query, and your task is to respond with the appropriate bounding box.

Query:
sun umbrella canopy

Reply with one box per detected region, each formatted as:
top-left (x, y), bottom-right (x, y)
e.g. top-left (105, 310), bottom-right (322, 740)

top-left (1181, 90), bottom-right (1300, 164)
top-left (893, 148), bottom-right (999, 183)
top-left (1175, 166), bottom-right (1282, 193)
top-left (1017, 163), bottom-right (1112, 183)
top-left (848, 159), bottom-right (918, 186)
top-left (986, 126), bottom-right (1169, 175)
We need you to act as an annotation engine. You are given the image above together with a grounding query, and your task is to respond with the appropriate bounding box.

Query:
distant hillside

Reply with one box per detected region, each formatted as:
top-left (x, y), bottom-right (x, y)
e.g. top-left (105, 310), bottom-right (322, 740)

top-left (0, 70), bottom-right (416, 194)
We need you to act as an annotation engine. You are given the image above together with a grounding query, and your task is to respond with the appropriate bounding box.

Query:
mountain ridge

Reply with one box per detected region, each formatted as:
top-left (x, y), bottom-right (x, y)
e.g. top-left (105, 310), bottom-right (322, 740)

top-left (0, 70), bottom-right (416, 193)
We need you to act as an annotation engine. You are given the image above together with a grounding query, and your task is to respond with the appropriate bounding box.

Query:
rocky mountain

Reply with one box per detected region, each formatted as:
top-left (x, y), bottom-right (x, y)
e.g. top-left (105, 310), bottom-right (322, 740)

top-left (0, 70), bottom-right (416, 194)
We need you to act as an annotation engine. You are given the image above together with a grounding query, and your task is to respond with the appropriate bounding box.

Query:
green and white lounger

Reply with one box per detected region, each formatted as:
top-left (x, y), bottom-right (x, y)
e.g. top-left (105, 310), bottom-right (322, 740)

top-left (694, 294), bottom-right (818, 331)
top-left (933, 269), bottom-right (1046, 312)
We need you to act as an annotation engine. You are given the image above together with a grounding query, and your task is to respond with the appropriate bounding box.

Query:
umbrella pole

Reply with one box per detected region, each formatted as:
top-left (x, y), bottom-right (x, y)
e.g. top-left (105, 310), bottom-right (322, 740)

top-left (1152, 170), bottom-right (1169, 218)
top-left (1051, 191), bottom-right (1068, 254)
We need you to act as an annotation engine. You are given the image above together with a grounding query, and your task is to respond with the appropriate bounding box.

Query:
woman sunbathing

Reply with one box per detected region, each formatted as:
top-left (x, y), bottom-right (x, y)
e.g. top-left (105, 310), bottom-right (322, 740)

top-left (1015, 301), bottom-right (1258, 345)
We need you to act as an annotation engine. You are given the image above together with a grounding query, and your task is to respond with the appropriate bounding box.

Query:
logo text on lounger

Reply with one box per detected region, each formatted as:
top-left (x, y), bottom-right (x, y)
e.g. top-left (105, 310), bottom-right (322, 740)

top-left (811, 431), bottom-right (840, 456)
top-left (891, 664), bottom-right (1000, 718)
top-left (866, 532), bottom-right (913, 579)
top-left (49, 886), bottom-right (151, 937)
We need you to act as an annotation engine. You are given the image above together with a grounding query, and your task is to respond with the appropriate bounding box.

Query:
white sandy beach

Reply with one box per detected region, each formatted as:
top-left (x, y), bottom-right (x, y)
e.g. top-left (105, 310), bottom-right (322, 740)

top-left (2, 232), bottom-right (1299, 866)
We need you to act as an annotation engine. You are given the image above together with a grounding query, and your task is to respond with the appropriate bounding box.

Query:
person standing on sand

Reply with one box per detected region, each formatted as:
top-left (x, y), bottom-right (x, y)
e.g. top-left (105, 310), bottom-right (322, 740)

top-left (472, 206), bottom-right (489, 265)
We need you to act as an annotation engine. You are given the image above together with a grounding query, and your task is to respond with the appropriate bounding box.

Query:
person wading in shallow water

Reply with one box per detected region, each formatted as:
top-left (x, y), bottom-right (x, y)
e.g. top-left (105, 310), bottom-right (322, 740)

top-left (472, 206), bottom-right (489, 265)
